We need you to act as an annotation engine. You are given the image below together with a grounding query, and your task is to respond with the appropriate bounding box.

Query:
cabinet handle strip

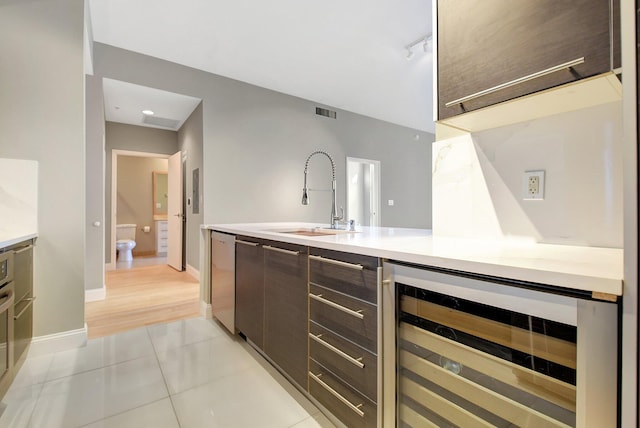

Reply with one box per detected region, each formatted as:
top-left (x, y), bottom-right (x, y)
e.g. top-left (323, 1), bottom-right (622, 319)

top-left (444, 57), bottom-right (585, 107)
top-left (263, 245), bottom-right (300, 256)
top-left (14, 297), bottom-right (36, 320)
top-left (309, 254), bottom-right (363, 270)
top-left (309, 292), bottom-right (364, 319)
top-left (309, 372), bottom-right (365, 417)
top-left (236, 240), bottom-right (259, 247)
top-left (14, 244), bottom-right (34, 255)
top-left (309, 333), bottom-right (365, 368)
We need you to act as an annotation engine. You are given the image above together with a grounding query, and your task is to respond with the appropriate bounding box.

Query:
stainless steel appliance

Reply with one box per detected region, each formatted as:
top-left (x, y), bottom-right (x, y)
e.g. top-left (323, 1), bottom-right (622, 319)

top-left (211, 231), bottom-right (235, 333)
top-left (0, 251), bottom-right (15, 399)
top-left (383, 262), bottom-right (618, 427)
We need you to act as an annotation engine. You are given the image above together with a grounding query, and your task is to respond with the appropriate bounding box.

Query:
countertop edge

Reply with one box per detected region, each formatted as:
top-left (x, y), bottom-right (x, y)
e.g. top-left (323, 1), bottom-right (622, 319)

top-left (203, 223), bottom-right (623, 297)
top-left (0, 233), bottom-right (38, 250)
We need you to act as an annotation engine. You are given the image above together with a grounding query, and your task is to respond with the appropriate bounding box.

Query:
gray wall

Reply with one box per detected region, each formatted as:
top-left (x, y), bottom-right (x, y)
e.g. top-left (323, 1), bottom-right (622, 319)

top-left (337, 112), bottom-right (433, 228)
top-left (178, 103), bottom-right (204, 271)
top-left (0, 0), bottom-right (85, 336)
top-left (85, 74), bottom-right (105, 291)
top-left (104, 122), bottom-right (178, 263)
top-left (93, 44), bottom-right (433, 231)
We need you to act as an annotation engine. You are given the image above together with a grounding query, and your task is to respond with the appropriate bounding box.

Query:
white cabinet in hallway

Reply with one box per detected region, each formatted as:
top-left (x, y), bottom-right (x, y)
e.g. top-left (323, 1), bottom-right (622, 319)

top-left (156, 220), bottom-right (168, 256)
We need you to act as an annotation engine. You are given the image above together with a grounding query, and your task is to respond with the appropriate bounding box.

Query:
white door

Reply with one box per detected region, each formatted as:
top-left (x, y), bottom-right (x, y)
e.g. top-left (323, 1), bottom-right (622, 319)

top-left (167, 151), bottom-right (183, 271)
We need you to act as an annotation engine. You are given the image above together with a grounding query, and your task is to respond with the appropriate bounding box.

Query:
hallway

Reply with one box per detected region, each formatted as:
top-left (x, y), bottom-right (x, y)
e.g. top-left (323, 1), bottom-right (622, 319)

top-left (85, 263), bottom-right (200, 339)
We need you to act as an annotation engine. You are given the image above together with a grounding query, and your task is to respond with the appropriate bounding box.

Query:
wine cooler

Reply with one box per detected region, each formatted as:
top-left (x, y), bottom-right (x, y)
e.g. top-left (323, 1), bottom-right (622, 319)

top-left (382, 262), bottom-right (619, 428)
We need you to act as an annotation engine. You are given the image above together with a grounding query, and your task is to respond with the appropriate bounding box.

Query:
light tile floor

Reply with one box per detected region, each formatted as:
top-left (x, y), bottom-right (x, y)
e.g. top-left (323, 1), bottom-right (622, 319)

top-left (0, 317), bottom-right (336, 428)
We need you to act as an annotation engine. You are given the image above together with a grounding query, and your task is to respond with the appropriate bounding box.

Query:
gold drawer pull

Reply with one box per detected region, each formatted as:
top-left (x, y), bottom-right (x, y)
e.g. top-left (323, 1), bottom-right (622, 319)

top-left (263, 245), bottom-right (300, 256)
top-left (309, 254), bottom-right (363, 270)
top-left (309, 333), bottom-right (365, 369)
top-left (309, 372), bottom-right (365, 418)
top-left (309, 293), bottom-right (364, 319)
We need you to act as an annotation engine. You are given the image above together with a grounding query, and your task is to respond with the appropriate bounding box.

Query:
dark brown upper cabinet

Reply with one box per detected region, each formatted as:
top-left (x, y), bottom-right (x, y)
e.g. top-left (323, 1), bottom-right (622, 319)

top-left (437, 0), bottom-right (621, 121)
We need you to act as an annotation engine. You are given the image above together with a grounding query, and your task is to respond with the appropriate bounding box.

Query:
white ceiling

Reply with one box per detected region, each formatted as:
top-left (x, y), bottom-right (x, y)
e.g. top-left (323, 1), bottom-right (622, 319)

top-left (102, 79), bottom-right (202, 131)
top-left (89, 0), bottom-right (434, 133)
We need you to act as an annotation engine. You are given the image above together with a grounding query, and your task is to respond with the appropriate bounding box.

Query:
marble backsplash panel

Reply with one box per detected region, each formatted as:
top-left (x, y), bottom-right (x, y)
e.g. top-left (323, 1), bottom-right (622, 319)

top-left (0, 158), bottom-right (38, 243)
top-left (432, 102), bottom-right (623, 248)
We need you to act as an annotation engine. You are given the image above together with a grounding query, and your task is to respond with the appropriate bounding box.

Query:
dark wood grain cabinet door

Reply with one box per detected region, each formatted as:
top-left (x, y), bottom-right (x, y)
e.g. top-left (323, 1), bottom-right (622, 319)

top-left (235, 236), bottom-right (264, 349)
top-left (437, 0), bottom-right (617, 120)
top-left (263, 241), bottom-right (309, 390)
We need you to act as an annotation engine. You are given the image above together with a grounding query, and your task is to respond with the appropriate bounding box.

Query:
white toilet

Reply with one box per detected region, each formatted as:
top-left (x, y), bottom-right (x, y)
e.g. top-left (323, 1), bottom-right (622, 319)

top-left (116, 224), bottom-right (137, 261)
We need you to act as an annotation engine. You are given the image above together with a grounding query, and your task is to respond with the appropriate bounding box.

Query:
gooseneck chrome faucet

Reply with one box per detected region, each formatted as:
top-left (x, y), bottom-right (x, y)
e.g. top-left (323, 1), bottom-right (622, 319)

top-left (302, 150), bottom-right (344, 229)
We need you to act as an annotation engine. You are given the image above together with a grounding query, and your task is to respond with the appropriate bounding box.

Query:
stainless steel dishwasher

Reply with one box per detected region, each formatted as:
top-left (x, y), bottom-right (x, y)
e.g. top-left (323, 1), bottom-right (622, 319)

top-left (211, 231), bottom-right (235, 333)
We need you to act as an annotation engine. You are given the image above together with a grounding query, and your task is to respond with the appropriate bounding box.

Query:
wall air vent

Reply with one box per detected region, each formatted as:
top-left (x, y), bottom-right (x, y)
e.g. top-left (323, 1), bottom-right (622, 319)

top-left (142, 114), bottom-right (181, 130)
top-left (315, 107), bottom-right (337, 119)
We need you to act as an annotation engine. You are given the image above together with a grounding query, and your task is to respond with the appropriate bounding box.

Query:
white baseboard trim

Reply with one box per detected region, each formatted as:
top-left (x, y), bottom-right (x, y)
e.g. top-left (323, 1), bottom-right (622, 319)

top-left (85, 286), bottom-right (106, 302)
top-left (105, 262), bottom-right (116, 271)
top-left (186, 264), bottom-right (199, 280)
top-left (28, 324), bottom-right (88, 357)
top-left (200, 300), bottom-right (212, 319)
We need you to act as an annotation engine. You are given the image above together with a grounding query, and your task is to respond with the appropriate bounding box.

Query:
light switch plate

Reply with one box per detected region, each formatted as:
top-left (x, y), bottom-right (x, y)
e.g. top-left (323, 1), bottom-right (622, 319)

top-left (523, 170), bottom-right (545, 200)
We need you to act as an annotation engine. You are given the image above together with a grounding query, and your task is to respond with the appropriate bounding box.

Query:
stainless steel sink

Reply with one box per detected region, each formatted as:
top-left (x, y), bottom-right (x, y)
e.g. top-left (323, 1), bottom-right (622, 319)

top-left (268, 227), bottom-right (356, 237)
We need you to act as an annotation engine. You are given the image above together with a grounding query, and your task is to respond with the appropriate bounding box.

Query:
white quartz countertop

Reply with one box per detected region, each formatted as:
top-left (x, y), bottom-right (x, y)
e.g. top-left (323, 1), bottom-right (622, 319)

top-left (0, 158), bottom-right (38, 250)
top-left (0, 232), bottom-right (38, 250)
top-left (204, 222), bottom-right (623, 298)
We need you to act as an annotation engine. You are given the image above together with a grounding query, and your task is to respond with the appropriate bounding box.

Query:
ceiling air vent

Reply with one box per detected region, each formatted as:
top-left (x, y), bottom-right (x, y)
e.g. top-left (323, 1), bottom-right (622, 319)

top-left (142, 114), bottom-right (181, 130)
top-left (315, 107), bottom-right (337, 119)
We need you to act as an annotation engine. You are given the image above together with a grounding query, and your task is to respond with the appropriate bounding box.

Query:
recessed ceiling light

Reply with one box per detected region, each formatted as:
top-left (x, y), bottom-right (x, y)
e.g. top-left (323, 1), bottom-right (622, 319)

top-left (142, 109), bottom-right (155, 115)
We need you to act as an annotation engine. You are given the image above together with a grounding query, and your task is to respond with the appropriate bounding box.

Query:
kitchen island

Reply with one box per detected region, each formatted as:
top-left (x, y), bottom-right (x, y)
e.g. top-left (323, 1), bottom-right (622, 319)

top-left (204, 222), bottom-right (622, 427)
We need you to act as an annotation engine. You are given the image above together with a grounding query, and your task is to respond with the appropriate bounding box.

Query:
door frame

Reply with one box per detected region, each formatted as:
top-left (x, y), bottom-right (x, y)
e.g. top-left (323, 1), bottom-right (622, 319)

top-left (108, 149), bottom-right (171, 271)
top-left (346, 157), bottom-right (381, 227)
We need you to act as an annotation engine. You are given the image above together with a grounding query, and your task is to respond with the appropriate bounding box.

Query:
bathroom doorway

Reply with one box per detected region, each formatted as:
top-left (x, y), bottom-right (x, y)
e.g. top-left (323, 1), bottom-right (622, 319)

top-left (346, 157), bottom-right (381, 227)
top-left (109, 149), bottom-right (184, 271)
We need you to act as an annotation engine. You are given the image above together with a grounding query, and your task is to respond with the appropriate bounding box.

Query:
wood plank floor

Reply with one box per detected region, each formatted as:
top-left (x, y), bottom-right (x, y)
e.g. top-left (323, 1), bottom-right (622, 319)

top-left (85, 264), bottom-right (201, 339)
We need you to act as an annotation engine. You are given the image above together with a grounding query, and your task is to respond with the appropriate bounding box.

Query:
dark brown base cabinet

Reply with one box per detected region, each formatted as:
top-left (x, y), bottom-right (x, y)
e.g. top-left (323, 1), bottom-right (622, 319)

top-left (9, 240), bottom-right (35, 365)
top-left (231, 234), bottom-right (382, 427)
top-left (437, 0), bottom-right (620, 120)
top-left (263, 241), bottom-right (309, 390)
top-left (235, 236), bottom-right (264, 349)
top-left (0, 238), bottom-right (35, 401)
top-left (308, 248), bottom-right (380, 428)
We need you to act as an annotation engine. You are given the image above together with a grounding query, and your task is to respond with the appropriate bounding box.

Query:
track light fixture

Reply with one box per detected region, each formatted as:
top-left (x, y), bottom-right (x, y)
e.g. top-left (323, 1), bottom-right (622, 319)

top-left (405, 48), bottom-right (415, 60)
top-left (405, 33), bottom-right (432, 60)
